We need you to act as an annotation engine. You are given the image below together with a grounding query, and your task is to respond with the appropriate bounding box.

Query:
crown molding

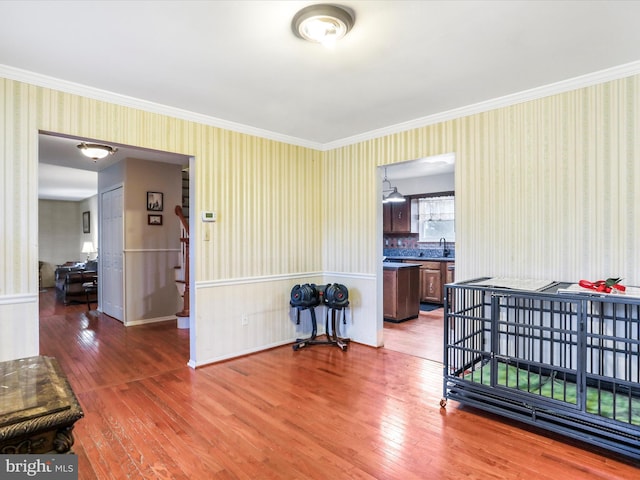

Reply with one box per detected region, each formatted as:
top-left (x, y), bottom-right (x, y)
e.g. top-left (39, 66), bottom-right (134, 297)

top-left (0, 64), bottom-right (323, 151)
top-left (2, 60), bottom-right (640, 153)
top-left (321, 60), bottom-right (640, 151)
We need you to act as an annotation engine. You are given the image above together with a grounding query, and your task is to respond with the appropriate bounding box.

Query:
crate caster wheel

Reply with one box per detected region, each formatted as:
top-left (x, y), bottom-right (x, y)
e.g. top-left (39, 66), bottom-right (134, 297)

top-left (440, 398), bottom-right (447, 408)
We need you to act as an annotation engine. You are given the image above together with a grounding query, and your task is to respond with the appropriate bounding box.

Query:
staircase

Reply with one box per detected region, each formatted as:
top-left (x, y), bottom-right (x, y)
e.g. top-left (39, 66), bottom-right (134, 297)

top-left (174, 169), bottom-right (190, 327)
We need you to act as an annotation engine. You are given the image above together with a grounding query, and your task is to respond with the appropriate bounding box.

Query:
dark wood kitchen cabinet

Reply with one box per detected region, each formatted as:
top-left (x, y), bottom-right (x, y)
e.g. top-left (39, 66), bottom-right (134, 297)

top-left (409, 260), bottom-right (455, 304)
top-left (421, 267), bottom-right (442, 303)
top-left (414, 261), bottom-right (442, 303)
top-left (383, 263), bottom-right (420, 322)
top-left (383, 201), bottom-right (411, 234)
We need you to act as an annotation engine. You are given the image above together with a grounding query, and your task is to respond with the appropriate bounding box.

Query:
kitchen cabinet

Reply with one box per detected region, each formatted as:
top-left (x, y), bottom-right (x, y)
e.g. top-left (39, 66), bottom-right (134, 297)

top-left (383, 201), bottom-right (410, 234)
top-left (407, 260), bottom-right (455, 304)
top-left (383, 263), bottom-right (420, 322)
top-left (445, 262), bottom-right (455, 285)
top-left (421, 267), bottom-right (442, 303)
top-left (414, 261), bottom-right (442, 303)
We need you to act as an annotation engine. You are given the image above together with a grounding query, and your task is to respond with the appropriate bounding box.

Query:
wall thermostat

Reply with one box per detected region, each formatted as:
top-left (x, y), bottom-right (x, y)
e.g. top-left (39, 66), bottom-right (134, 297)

top-left (201, 211), bottom-right (217, 222)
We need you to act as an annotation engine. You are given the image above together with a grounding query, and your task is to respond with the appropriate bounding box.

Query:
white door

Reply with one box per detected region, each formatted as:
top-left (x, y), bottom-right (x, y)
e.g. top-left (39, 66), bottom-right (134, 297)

top-left (101, 186), bottom-right (124, 321)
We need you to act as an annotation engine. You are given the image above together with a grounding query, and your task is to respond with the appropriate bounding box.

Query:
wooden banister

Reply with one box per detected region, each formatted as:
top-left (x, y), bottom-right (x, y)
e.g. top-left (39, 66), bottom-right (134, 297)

top-left (174, 205), bottom-right (190, 317)
top-left (174, 205), bottom-right (189, 235)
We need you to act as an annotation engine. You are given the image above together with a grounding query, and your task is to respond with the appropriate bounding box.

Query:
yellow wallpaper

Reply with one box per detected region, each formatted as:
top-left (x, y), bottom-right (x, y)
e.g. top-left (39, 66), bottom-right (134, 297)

top-left (2, 78), bottom-right (325, 362)
top-left (2, 72), bottom-right (639, 364)
top-left (1, 81), bottom-right (324, 292)
top-left (324, 75), bottom-right (640, 285)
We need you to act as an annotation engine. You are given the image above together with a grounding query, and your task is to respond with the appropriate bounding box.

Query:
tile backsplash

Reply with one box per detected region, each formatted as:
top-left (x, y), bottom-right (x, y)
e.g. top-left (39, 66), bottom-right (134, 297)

top-left (383, 235), bottom-right (455, 258)
top-left (383, 247), bottom-right (455, 258)
top-left (384, 235), bottom-right (418, 248)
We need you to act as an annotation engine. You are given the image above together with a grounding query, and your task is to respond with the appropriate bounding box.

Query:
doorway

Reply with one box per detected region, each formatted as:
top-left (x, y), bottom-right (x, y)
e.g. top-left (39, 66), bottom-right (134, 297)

top-left (378, 153), bottom-right (455, 362)
top-left (101, 185), bottom-right (124, 321)
top-left (38, 131), bottom-right (192, 359)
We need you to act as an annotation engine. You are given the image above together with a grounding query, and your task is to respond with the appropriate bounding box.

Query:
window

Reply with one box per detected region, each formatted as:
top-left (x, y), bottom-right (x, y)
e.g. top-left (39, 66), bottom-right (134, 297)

top-left (415, 194), bottom-right (455, 242)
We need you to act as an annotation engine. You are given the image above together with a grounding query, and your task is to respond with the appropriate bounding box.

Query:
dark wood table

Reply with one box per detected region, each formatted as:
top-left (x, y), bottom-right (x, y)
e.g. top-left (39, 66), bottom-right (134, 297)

top-left (0, 356), bottom-right (83, 454)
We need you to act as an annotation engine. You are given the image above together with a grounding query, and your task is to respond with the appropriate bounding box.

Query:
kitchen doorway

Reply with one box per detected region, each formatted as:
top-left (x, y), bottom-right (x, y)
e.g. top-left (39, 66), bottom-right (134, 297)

top-left (379, 153), bottom-right (455, 363)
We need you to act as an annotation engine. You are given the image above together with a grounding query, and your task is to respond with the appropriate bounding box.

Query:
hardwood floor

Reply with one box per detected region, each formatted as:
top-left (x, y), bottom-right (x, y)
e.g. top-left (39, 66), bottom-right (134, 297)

top-left (383, 308), bottom-right (444, 363)
top-left (38, 290), bottom-right (639, 479)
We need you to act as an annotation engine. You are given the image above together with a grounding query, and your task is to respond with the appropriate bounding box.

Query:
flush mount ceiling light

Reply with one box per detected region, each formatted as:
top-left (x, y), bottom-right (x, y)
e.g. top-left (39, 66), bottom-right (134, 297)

top-left (382, 167), bottom-right (406, 204)
top-left (77, 142), bottom-right (118, 161)
top-left (291, 4), bottom-right (355, 46)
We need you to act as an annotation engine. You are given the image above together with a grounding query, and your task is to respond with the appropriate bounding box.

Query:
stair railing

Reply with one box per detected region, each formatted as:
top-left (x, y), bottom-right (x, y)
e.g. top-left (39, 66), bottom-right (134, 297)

top-left (174, 205), bottom-right (190, 317)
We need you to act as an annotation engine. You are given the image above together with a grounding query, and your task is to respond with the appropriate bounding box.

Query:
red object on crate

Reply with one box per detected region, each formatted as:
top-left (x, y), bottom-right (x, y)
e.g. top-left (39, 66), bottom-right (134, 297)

top-left (578, 278), bottom-right (626, 294)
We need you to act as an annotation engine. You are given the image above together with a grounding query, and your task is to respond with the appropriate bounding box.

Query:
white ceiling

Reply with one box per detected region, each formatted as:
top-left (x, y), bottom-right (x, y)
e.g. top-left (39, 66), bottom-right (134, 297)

top-left (2, 1), bottom-right (640, 199)
top-left (37, 133), bottom-right (189, 201)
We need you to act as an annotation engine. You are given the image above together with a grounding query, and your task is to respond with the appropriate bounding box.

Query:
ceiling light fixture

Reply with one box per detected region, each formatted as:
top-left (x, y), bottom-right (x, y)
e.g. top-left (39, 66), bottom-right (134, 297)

top-left (77, 142), bottom-right (118, 161)
top-left (382, 167), bottom-right (406, 203)
top-left (292, 4), bottom-right (355, 46)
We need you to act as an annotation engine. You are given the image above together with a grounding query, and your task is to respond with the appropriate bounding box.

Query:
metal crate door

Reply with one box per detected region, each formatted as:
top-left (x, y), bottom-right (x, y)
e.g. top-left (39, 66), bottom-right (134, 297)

top-left (492, 292), bottom-right (582, 407)
top-left (584, 297), bottom-right (640, 427)
top-left (444, 284), bottom-right (492, 380)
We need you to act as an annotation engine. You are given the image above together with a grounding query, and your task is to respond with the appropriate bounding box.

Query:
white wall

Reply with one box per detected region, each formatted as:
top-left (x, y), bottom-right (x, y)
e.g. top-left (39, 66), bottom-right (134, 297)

top-left (38, 200), bottom-right (82, 287)
top-left (79, 195), bottom-right (98, 260)
top-left (123, 158), bottom-right (182, 324)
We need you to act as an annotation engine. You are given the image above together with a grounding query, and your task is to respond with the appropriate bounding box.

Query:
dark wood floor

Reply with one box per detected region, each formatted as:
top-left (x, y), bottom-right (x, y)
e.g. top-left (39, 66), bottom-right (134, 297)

top-left (38, 290), bottom-right (639, 479)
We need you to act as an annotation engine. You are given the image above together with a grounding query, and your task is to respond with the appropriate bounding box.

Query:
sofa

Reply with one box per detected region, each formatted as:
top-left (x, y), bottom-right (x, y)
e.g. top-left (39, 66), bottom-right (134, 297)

top-left (55, 261), bottom-right (98, 305)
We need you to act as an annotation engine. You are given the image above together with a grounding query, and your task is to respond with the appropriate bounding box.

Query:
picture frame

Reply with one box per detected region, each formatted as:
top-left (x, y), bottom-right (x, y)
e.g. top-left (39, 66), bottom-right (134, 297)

top-left (148, 214), bottom-right (163, 226)
top-left (147, 191), bottom-right (163, 211)
top-left (82, 211), bottom-right (90, 233)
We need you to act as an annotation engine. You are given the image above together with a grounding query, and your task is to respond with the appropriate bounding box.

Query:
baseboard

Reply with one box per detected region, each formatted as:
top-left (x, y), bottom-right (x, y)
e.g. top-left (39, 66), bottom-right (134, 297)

top-left (126, 315), bottom-right (176, 327)
top-left (188, 338), bottom-right (296, 368)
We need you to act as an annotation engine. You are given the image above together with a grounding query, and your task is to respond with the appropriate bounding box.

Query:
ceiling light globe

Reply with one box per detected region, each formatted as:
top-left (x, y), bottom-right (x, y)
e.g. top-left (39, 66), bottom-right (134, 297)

top-left (84, 148), bottom-right (110, 160)
top-left (292, 4), bottom-right (354, 45)
top-left (77, 142), bottom-right (118, 160)
top-left (300, 16), bottom-right (344, 43)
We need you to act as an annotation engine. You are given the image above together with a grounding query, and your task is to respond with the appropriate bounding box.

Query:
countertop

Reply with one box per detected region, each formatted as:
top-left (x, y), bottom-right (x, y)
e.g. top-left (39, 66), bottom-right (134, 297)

top-left (382, 261), bottom-right (421, 269)
top-left (384, 256), bottom-right (454, 262)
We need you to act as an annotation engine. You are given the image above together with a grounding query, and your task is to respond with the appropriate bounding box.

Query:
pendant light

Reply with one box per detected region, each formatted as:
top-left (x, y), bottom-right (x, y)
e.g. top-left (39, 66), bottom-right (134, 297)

top-left (382, 167), bottom-right (405, 203)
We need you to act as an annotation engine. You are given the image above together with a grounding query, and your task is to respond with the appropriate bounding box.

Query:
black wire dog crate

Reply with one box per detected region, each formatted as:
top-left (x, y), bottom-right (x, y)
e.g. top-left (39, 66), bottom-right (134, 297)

top-left (442, 278), bottom-right (640, 460)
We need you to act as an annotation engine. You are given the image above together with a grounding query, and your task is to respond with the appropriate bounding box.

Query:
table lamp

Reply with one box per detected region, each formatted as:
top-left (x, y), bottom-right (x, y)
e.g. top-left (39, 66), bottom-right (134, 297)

top-left (81, 241), bottom-right (95, 262)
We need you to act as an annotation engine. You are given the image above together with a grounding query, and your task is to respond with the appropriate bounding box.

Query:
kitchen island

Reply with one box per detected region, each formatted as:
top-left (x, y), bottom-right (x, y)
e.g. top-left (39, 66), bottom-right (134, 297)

top-left (383, 262), bottom-right (420, 322)
top-left (385, 256), bottom-right (454, 304)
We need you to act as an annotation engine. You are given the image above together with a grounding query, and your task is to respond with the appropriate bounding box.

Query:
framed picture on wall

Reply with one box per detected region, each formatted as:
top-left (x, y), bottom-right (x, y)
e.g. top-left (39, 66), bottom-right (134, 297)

top-left (82, 211), bottom-right (90, 233)
top-left (147, 191), bottom-right (163, 211)
top-left (148, 214), bottom-right (163, 226)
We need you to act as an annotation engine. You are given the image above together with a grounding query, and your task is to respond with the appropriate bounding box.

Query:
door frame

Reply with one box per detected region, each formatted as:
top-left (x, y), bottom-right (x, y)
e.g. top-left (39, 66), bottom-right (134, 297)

top-left (99, 183), bottom-right (125, 322)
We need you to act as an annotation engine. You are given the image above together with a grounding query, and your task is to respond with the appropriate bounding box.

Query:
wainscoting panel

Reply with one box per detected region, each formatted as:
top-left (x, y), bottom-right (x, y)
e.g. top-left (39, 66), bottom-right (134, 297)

top-left (0, 295), bottom-right (38, 362)
top-left (192, 274), bottom-right (324, 366)
top-left (124, 249), bottom-right (181, 325)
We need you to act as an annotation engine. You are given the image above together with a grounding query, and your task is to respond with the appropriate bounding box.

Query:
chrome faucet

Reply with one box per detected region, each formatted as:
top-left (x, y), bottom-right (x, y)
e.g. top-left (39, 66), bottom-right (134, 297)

top-left (440, 237), bottom-right (450, 257)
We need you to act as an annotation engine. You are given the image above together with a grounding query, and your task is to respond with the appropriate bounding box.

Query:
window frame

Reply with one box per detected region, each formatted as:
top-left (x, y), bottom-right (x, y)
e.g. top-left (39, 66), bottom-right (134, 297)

top-left (412, 190), bottom-right (455, 244)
